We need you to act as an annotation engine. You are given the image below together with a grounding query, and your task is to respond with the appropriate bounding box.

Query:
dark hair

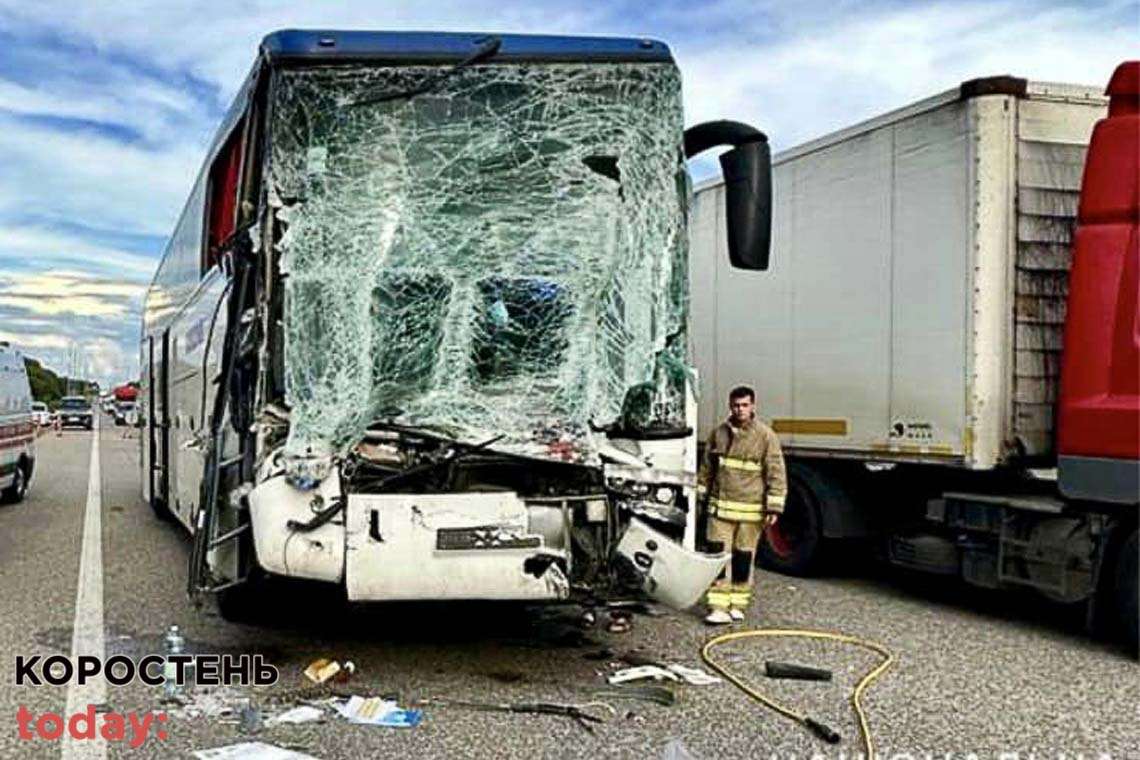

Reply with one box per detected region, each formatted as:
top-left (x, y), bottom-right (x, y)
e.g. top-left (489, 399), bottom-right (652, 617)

top-left (729, 386), bottom-right (754, 402)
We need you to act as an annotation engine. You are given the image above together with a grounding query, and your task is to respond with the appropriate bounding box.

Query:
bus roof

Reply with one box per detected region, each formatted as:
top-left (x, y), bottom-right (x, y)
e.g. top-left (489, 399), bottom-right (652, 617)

top-left (260, 29), bottom-right (673, 65)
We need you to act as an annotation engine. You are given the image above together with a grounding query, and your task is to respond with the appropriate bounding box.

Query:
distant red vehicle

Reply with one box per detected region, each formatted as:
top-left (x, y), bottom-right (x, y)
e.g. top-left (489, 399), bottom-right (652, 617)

top-left (113, 385), bottom-right (139, 402)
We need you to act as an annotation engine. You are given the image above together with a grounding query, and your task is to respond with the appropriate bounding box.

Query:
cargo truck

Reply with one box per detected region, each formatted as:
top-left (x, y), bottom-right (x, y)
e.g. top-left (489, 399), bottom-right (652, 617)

top-left (691, 62), bottom-right (1138, 645)
top-left (139, 30), bottom-right (774, 619)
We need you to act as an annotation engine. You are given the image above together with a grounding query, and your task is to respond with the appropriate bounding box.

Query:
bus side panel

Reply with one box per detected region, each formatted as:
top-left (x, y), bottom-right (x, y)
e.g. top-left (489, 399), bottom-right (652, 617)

top-left (140, 337), bottom-right (151, 503)
top-left (169, 272), bottom-right (230, 532)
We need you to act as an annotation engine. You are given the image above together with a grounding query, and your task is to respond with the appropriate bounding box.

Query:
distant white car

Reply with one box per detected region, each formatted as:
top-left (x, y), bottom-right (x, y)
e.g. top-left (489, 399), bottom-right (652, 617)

top-left (30, 402), bottom-right (51, 427)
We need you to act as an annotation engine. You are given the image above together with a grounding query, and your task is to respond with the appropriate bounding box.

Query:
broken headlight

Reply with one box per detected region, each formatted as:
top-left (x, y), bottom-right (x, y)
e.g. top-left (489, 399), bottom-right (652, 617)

top-left (607, 479), bottom-right (685, 527)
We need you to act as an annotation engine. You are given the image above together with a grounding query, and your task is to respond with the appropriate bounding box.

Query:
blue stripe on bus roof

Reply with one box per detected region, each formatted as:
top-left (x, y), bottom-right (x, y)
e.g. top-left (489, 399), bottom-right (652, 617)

top-left (260, 30), bottom-right (673, 64)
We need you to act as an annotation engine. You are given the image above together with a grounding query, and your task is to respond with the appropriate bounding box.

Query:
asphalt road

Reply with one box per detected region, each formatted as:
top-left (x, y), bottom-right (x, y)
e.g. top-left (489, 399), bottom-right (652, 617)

top-left (0, 421), bottom-right (1136, 760)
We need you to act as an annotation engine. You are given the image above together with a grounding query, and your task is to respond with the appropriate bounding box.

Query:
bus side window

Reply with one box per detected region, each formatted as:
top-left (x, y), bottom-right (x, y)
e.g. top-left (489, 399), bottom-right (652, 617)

top-left (203, 119), bottom-right (246, 273)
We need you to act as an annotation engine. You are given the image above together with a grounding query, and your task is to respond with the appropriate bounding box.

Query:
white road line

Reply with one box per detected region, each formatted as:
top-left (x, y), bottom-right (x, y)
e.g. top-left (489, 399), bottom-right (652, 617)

top-left (62, 418), bottom-right (106, 760)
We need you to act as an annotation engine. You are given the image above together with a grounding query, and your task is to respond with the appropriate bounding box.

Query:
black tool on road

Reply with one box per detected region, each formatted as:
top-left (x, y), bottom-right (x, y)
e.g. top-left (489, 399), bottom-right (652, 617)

top-left (764, 660), bottom-right (833, 681)
top-left (420, 698), bottom-right (612, 734)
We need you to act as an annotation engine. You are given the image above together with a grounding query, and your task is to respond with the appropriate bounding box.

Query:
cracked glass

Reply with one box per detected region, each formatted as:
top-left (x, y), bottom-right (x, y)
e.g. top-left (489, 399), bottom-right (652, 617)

top-left (268, 61), bottom-right (688, 466)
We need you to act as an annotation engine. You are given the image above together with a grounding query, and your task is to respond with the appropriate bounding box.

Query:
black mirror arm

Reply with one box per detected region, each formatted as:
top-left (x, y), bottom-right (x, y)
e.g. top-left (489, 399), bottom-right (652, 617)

top-left (683, 120), bottom-right (767, 159)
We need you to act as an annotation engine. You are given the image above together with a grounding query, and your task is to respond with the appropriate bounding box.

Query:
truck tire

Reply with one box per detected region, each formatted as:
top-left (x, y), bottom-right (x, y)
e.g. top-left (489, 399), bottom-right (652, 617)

top-left (1115, 527), bottom-right (1138, 650)
top-left (759, 462), bottom-right (826, 576)
top-left (2, 462), bottom-right (29, 504)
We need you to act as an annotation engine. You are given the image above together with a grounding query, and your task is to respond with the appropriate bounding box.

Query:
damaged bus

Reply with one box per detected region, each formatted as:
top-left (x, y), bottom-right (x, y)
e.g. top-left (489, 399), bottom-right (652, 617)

top-left (139, 30), bottom-right (771, 619)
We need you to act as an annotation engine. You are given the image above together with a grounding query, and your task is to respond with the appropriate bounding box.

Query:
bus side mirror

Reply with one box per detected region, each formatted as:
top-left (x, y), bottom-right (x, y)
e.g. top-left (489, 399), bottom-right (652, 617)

top-left (684, 120), bottom-right (772, 271)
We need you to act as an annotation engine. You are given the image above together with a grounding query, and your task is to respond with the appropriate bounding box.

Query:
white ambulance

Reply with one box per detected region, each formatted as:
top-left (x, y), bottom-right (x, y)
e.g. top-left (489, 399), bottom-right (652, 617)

top-left (0, 343), bottom-right (35, 503)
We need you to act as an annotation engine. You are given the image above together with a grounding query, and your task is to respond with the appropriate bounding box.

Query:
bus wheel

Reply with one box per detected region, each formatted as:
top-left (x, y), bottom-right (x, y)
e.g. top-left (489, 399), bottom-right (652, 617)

top-left (1115, 526), bottom-right (1138, 651)
top-left (758, 462), bottom-right (825, 576)
top-left (150, 496), bottom-right (174, 522)
top-left (217, 571), bottom-right (271, 624)
top-left (2, 463), bottom-right (28, 504)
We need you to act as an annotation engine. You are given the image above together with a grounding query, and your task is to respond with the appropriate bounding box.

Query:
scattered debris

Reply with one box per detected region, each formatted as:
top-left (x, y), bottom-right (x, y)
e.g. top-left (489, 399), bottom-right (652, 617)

top-left (334, 696), bottom-right (422, 728)
top-left (164, 625), bottom-right (189, 701)
top-left (266, 706), bottom-right (325, 726)
top-left (582, 648), bottom-right (615, 661)
top-left (608, 666), bottom-right (681, 685)
top-left (421, 698), bottom-right (612, 734)
top-left (666, 664), bottom-right (721, 686)
top-left (661, 739), bottom-right (701, 760)
top-left (240, 703), bottom-right (263, 734)
top-left (620, 651), bottom-right (665, 668)
top-left (579, 610), bottom-right (598, 628)
top-left (302, 659), bottom-right (355, 685)
top-left (604, 600), bottom-right (665, 617)
top-left (592, 685), bottom-right (677, 706)
top-left (169, 686), bottom-right (250, 720)
top-left (608, 663), bottom-right (720, 686)
top-left (763, 661), bottom-right (833, 681)
top-left (192, 742), bottom-right (320, 760)
top-left (484, 669), bottom-right (525, 684)
top-left (606, 613), bottom-right (632, 634)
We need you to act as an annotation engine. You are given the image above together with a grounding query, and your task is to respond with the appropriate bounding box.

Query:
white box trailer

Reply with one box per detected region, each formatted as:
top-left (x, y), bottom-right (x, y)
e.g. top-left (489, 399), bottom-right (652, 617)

top-left (691, 76), bottom-right (1107, 470)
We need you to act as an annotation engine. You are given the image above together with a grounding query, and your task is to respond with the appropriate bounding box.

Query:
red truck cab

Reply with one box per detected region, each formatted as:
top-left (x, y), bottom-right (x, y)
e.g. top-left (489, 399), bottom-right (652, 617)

top-left (1058, 60), bottom-right (1140, 505)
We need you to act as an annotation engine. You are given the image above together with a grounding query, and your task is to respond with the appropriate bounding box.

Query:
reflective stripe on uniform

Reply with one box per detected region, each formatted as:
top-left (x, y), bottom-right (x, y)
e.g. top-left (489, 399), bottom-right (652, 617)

top-left (708, 496), bottom-right (762, 513)
top-left (715, 509), bottom-right (766, 523)
top-left (709, 496), bottom-right (764, 523)
top-left (768, 495), bottom-right (786, 509)
top-left (706, 588), bottom-right (731, 610)
top-left (721, 456), bottom-right (761, 472)
top-left (729, 588), bottom-right (753, 607)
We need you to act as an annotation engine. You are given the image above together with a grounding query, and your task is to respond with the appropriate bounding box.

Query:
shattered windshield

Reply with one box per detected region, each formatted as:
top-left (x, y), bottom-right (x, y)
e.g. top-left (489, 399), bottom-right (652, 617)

top-left (268, 61), bottom-right (688, 465)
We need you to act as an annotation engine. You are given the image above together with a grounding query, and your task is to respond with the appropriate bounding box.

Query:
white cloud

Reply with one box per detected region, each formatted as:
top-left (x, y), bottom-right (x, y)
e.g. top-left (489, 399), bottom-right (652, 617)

top-left (676, 0), bottom-right (1135, 151)
top-left (81, 337), bottom-right (133, 383)
top-left (0, 270), bottom-right (145, 385)
top-left (0, 0), bottom-right (1135, 388)
top-left (0, 271), bottom-right (146, 298)
top-left (0, 330), bottom-right (68, 350)
top-left (0, 117), bottom-right (205, 239)
top-left (0, 226), bottom-right (160, 277)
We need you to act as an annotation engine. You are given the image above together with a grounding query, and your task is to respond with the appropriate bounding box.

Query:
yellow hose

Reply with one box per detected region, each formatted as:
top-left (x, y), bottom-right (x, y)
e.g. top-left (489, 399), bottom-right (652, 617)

top-left (701, 628), bottom-right (895, 759)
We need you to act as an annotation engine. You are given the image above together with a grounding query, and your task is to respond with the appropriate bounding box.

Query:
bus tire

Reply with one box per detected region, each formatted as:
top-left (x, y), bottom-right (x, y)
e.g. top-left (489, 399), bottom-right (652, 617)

top-left (2, 460), bottom-right (29, 504)
top-left (1114, 526), bottom-right (1138, 651)
top-left (217, 571), bottom-right (271, 625)
top-left (150, 496), bottom-right (174, 522)
top-left (758, 461), bottom-right (827, 576)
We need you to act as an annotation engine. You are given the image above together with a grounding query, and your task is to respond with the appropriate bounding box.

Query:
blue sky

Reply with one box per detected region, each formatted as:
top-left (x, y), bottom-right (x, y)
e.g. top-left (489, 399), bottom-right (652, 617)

top-left (0, 0), bottom-right (1135, 386)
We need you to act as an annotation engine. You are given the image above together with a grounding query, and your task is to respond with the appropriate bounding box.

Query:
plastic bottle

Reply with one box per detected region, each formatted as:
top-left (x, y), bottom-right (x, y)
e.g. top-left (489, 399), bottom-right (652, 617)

top-left (163, 625), bottom-right (186, 701)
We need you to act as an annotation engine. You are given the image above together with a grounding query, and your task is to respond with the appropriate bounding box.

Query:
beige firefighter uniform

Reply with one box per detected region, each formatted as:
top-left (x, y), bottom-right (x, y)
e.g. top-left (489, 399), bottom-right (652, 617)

top-left (697, 416), bottom-right (787, 612)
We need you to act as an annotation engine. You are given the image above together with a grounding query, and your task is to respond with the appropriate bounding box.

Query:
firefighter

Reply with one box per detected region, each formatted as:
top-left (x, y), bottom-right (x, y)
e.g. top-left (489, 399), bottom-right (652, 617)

top-left (697, 385), bottom-right (787, 625)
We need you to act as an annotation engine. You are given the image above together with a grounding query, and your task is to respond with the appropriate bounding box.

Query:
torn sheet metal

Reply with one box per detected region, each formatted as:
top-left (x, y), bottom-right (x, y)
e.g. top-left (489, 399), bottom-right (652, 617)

top-left (267, 62), bottom-right (688, 466)
top-left (615, 518), bottom-right (728, 609)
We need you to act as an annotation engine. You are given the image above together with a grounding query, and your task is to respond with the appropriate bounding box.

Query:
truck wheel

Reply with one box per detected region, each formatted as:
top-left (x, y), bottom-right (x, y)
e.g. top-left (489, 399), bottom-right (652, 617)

top-left (759, 462), bottom-right (825, 576)
top-left (1115, 527), bottom-right (1138, 650)
top-left (2, 463), bottom-right (29, 504)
